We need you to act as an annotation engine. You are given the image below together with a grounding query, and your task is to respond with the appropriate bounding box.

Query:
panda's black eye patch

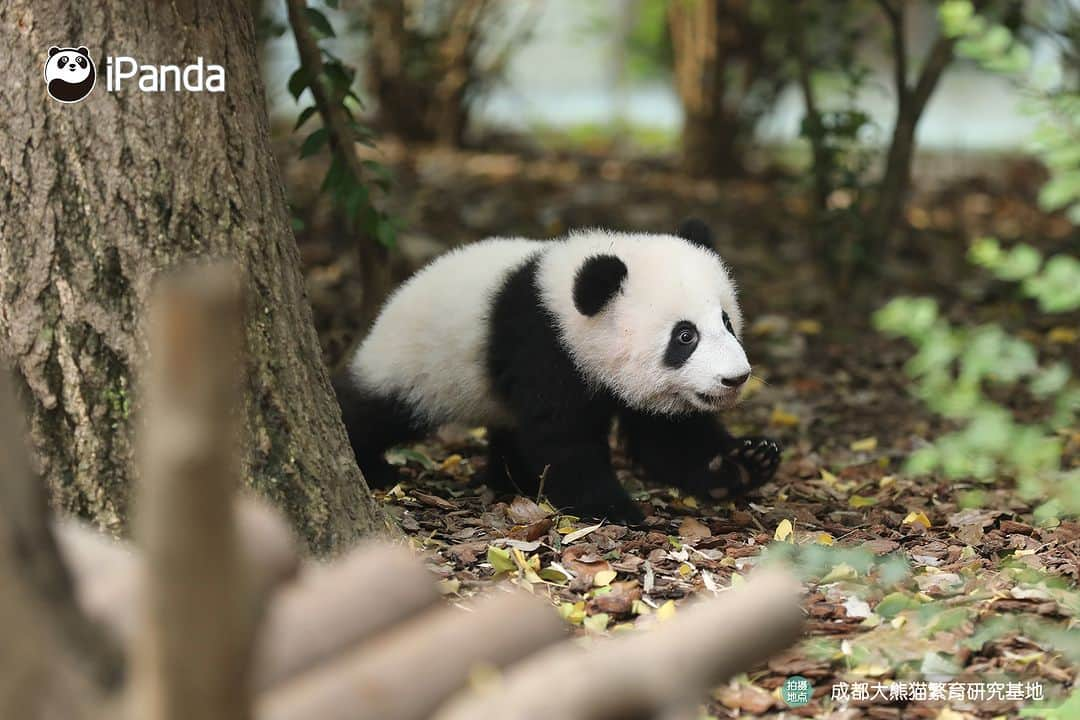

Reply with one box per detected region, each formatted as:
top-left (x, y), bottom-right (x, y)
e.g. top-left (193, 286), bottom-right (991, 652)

top-left (664, 320), bottom-right (699, 368)
top-left (722, 310), bottom-right (734, 334)
top-left (58, 55), bottom-right (68, 65)
top-left (76, 56), bottom-right (86, 67)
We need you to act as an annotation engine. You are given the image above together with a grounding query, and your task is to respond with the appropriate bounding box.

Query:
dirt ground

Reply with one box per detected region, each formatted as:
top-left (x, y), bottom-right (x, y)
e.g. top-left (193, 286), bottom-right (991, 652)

top-left (292, 141), bottom-right (1079, 719)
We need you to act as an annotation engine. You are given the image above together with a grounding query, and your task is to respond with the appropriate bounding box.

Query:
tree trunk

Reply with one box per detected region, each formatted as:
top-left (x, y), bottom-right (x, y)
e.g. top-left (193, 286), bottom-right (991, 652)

top-left (668, 0), bottom-right (745, 177)
top-left (0, 0), bottom-right (389, 553)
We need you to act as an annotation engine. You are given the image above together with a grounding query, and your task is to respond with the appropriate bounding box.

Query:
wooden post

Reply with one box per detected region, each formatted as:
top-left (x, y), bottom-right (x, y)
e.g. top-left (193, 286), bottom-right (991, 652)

top-left (127, 264), bottom-right (255, 720)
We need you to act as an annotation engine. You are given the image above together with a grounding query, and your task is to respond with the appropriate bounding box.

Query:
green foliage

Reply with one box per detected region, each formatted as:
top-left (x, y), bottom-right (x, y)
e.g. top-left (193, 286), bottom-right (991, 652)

top-left (289, 2), bottom-right (397, 248)
top-left (875, 3), bottom-right (1080, 523)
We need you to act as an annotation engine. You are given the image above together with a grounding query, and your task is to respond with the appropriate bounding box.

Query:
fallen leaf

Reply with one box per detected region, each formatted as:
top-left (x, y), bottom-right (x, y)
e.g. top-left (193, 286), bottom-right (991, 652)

top-left (849, 495), bottom-right (878, 509)
top-left (656, 599), bottom-right (677, 621)
top-left (850, 436), bottom-right (878, 452)
top-left (593, 569), bottom-right (617, 587)
top-left (679, 517), bottom-right (712, 541)
top-left (583, 612), bottom-right (610, 633)
top-left (774, 518), bottom-right (794, 542)
top-left (904, 511), bottom-right (932, 529)
top-left (507, 496), bottom-right (551, 524)
top-left (562, 521), bottom-right (603, 545)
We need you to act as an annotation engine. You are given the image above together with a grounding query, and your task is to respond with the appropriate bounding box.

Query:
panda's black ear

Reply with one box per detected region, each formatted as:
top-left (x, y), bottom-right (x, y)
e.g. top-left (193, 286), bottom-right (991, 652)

top-left (676, 217), bottom-right (715, 250)
top-left (76, 46), bottom-right (89, 56)
top-left (573, 254), bottom-right (627, 316)
top-left (49, 46), bottom-right (61, 57)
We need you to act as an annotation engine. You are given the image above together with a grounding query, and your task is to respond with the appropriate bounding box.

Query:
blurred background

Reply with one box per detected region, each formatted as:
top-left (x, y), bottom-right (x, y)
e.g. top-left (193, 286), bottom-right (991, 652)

top-left (250, 0), bottom-right (1078, 377)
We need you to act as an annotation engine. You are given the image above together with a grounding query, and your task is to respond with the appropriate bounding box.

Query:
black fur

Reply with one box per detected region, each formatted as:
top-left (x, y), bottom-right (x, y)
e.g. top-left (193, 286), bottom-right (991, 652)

top-left (487, 257), bottom-right (644, 521)
top-left (676, 217), bottom-right (715, 250)
top-left (572, 254), bottom-right (627, 316)
top-left (663, 320), bottom-right (699, 368)
top-left (332, 373), bottom-right (430, 489)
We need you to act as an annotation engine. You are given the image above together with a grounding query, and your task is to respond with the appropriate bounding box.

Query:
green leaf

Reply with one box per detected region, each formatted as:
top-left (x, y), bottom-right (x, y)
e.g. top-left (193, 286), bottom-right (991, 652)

top-left (287, 68), bottom-right (309, 100)
top-left (299, 127), bottom-right (328, 158)
top-left (294, 105), bottom-right (318, 132)
top-left (875, 592), bottom-right (920, 619)
top-left (304, 7), bottom-right (335, 38)
top-left (486, 546), bottom-right (515, 574)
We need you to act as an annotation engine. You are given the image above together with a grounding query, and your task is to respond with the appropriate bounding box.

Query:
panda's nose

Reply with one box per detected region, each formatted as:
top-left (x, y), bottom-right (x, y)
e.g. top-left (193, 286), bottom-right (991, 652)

top-left (69, 64), bottom-right (76, 69)
top-left (721, 372), bottom-right (750, 388)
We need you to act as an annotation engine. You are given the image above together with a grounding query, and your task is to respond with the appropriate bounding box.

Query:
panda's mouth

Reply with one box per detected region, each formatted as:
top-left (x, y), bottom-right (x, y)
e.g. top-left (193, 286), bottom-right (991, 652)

top-left (691, 389), bottom-right (737, 410)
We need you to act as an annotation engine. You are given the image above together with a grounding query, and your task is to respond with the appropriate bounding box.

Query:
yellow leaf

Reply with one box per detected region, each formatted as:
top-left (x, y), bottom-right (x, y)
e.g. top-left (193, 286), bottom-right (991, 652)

top-left (1047, 326), bottom-right (1078, 344)
top-left (891, 616), bottom-right (907, 629)
top-left (656, 600), bottom-right (677, 621)
top-left (631, 599), bottom-right (651, 615)
top-left (583, 613), bottom-right (610, 633)
top-left (821, 563), bottom-right (858, 582)
top-left (879, 475), bottom-right (896, 488)
top-left (467, 426), bottom-right (487, 440)
top-left (682, 496), bottom-right (699, 509)
top-left (770, 407), bottom-right (800, 428)
top-left (440, 453), bottom-right (463, 470)
top-left (903, 511), bottom-right (931, 529)
top-left (593, 569), bottom-right (617, 587)
top-left (796, 319), bottom-right (822, 335)
top-left (678, 562), bottom-right (694, 577)
top-left (437, 578), bottom-right (461, 595)
top-left (849, 495), bottom-right (878, 508)
top-left (820, 468), bottom-right (839, 485)
top-left (774, 518), bottom-right (794, 543)
top-left (850, 436), bottom-right (878, 452)
top-left (817, 532), bottom-right (835, 546)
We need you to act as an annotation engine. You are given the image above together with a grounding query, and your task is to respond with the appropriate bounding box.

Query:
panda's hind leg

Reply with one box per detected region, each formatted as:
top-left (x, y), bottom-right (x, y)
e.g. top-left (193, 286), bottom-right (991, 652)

top-left (332, 373), bottom-right (429, 488)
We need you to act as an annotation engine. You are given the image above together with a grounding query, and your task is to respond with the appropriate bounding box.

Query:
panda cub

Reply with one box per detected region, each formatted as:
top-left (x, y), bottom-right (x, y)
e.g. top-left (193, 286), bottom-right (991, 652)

top-left (335, 219), bottom-right (780, 522)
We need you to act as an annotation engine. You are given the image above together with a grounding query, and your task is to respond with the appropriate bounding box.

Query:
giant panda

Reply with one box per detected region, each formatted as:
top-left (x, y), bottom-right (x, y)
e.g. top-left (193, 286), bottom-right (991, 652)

top-left (334, 219), bottom-right (781, 522)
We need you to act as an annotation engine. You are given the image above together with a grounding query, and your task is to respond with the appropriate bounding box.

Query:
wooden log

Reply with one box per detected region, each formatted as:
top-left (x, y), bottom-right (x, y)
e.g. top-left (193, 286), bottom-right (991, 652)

top-left (433, 570), bottom-right (804, 720)
top-left (257, 588), bottom-right (565, 720)
top-left (56, 495), bottom-right (299, 652)
top-left (126, 264), bottom-right (255, 720)
top-left (253, 542), bottom-right (440, 690)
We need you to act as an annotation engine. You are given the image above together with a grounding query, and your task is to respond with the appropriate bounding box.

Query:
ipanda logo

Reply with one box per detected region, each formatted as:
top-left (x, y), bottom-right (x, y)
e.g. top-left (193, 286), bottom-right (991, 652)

top-left (44, 46), bottom-right (225, 103)
top-left (44, 46), bottom-right (96, 103)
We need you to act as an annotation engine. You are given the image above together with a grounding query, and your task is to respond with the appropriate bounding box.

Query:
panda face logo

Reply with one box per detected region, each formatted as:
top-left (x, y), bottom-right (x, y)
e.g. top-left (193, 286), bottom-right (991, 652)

top-left (44, 46), bottom-right (96, 103)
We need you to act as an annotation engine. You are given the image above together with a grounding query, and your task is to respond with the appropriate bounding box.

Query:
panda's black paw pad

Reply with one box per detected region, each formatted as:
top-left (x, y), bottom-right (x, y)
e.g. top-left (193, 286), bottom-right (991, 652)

top-left (727, 437), bottom-right (781, 493)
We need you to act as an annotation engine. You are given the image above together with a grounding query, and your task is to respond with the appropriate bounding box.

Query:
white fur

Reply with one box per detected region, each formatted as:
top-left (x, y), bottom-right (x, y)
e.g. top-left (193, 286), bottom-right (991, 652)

top-left (351, 238), bottom-right (540, 426)
top-left (349, 229), bottom-right (747, 426)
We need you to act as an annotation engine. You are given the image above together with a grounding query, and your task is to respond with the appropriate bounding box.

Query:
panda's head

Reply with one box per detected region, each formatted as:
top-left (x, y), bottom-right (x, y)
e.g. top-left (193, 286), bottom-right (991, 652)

top-left (44, 46), bottom-right (96, 103)
top-left (542, 219), bottom-right (750, 416)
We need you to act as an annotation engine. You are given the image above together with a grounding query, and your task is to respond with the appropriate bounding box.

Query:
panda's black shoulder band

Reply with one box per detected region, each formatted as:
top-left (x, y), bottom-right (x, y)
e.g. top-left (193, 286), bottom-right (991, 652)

top-left (573, 254), bottom-right (627, 316)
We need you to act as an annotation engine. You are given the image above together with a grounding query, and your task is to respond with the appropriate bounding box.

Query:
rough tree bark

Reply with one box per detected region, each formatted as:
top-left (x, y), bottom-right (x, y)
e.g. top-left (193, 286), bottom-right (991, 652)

top-left (0, 0), bottom-right (388, 553)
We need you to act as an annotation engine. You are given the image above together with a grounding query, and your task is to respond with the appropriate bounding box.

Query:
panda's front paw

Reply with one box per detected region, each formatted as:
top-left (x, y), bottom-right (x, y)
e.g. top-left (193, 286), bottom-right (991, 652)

top-left (715, 436), bottom-right (781, 497)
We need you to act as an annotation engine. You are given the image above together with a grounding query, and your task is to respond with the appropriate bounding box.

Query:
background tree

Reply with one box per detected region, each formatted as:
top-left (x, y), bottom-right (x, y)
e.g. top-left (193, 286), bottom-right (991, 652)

top-left (362, 0), bottom-right (531, 146)
top-left (0, 0), bottom-right (387, 553)
top-left (667, 0), bottom-right (783, 177)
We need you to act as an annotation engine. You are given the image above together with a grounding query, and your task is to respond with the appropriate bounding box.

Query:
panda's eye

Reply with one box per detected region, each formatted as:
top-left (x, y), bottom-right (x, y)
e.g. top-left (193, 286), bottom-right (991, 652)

top-left (722, 310), bottom-right (734, 334)
top-left (77, 57), bottom-right (86, 67)
top-left (677, 327), bottom-right (697, 345)
top-left (58, 55), bottom-right (67, 65)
